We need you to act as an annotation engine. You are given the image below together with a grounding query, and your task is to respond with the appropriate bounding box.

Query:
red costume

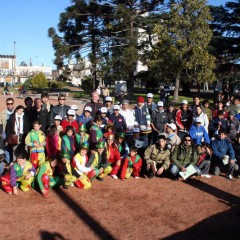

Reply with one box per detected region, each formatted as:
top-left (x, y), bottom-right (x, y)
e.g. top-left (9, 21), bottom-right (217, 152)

top-left (107, 143), bottom-right (121, 176)
top-left (61, 119), bottom-right (79, 133)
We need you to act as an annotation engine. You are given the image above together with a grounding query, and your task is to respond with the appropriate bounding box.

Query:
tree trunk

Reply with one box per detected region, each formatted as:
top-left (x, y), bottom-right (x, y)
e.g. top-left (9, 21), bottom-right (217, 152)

top-left (173, 73), bottom-right (180, 102)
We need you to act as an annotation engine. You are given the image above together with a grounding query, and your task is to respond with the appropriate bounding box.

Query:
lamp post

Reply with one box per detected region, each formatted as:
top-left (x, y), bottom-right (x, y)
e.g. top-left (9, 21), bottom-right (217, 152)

top-left (13, 41), bottom-right (16, 85)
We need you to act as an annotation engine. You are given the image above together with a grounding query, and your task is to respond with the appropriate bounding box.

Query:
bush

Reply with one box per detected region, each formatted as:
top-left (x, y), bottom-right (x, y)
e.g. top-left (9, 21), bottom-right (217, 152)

top-left (23, 78), bottom-right (32, 88)
top-left (31, 72), bottom-right (48, 89)
top-left (49, 81), bottom-right (66, 89)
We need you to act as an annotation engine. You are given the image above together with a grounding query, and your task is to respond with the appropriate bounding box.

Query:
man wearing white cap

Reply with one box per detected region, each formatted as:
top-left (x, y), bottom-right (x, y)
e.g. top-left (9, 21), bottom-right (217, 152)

top-left (189, 117), bottom-right (210, 146)
top-left (166, 123), bottom-right (181, 152)
top-left (109, 105), bottom-right (127, 133)
top-left (61, 109), bottom-right (79, 133)
top-left (105, 96), bottom-right (114, 116)
top-left (120, 100), bottom-right (135, 130)
top-left (146, 93), bottom-right (157, 115)
top-left (175, 100), bottom-right (193, 140)
top-left (151, 101), bottom-right (168, 143)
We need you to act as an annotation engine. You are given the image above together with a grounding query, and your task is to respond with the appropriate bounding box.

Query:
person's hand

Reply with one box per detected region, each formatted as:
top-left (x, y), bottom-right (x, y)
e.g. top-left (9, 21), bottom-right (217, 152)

top-left (34, 143), bottom-right (40, 148)
top-left (13, 187), bottom-right (18, 196)
top-left (99, 167), bottom-right (103, 173)
top-left (25, 173), bottom-right (32, 180)
top-left (5, 142), bottom-right (8, 146)
top-left (156, 167), bottom-right (164, 175)
top-left (117, 160), bottom-right (121, 166)
top-left (181, 167), bottom-right (187, 172)
top-left (42, 189), bottom-right (49, 198)
top-left (230, 159), bottom-right (235, 164)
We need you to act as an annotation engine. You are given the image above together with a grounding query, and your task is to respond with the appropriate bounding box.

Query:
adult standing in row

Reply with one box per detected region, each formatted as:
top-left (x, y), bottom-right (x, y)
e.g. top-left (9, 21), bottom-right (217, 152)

top-left (50, 94), bottom-right (70, 125)
top-left (0, 98), bottom-right (15, 164)
top-left (5, 105), bottom-right (30, 162)
top-left (29, 98), bottom-right (50, 133)
top-left (84, 92), bottom-right (103, 118)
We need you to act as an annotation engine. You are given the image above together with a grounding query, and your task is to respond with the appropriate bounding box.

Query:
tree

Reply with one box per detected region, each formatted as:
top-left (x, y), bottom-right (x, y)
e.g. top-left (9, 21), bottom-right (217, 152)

top-left (209, 0), bottom-right (240, 82)
top-left (31, 72), bottom-right (48, 89)
top-left (146, 0), bottom-right (215, 102)
top-left (48, 0), bottom-right (165, 95)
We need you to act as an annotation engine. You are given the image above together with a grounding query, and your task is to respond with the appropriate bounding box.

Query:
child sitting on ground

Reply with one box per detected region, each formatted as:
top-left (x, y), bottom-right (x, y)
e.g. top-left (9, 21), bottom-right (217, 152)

top-left (1, 149), bottom-right (36, 195)
top-left (120, 146), bottom-right (142, 180)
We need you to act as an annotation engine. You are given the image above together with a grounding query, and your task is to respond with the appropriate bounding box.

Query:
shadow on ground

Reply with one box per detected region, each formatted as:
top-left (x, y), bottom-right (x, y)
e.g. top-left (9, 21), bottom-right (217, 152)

top-left (162, 180), bottom-right (240, 240)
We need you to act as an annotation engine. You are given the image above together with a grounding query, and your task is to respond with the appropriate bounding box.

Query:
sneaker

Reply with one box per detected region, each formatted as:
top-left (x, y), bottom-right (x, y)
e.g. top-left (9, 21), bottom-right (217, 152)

top-left (201, 174), bottom-right (211, 179)
top-left (96, 176), bottom-right (104, 182)
top-left (148, 172), bottom-right (154, 179)
top-left (135, 176), bottom-right (140, 179)
top-left (111, 175), bottom-right (118, 179)
top-left (226, 175), bottom-right (233, 180)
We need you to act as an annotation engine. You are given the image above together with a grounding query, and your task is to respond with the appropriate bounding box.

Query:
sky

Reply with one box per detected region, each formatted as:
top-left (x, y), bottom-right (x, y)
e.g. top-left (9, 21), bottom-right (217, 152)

top-left (0, 0), bottom-right (229, 70)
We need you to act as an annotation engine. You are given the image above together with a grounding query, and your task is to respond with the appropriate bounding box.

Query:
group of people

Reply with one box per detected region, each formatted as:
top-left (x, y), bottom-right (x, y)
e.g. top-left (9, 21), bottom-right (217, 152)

top-left (0, 90), bottom-right (240, 198)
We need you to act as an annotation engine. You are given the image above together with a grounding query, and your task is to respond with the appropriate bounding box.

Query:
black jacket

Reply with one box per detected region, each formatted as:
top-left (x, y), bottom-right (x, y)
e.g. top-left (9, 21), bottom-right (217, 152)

top-left (5, 113), bottom-right (30, 143)
top-left (29, 108), bottom-right (50, 133)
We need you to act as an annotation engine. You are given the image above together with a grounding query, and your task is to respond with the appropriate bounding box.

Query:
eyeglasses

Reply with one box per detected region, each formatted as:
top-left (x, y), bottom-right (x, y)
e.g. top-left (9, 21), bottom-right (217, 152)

top-left (7, 103), bottom-right (14, 105)
top-left (184, 139), bottom-right (191, 142)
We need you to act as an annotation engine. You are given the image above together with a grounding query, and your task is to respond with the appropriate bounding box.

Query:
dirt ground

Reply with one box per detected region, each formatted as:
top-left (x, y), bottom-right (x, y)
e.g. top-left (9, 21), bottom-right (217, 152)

top-left (0, 94), bottom-right (240, 240)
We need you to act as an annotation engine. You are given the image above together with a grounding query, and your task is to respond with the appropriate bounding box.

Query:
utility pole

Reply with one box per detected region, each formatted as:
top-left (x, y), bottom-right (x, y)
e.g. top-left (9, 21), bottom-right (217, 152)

top-left (13, 41), bottom-right (16, 84)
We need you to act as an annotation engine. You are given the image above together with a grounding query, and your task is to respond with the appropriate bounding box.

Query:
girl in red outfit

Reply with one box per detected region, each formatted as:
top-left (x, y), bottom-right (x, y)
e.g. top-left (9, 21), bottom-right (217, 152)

top-left (106, 134), bottom-right (121, 179)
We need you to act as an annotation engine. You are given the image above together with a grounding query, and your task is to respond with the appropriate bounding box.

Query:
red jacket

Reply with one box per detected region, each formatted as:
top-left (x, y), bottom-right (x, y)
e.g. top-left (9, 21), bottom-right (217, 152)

top-left (61, 119), bottom-right (79, 133)
top-left (107, 144), bottom-right (121, 164)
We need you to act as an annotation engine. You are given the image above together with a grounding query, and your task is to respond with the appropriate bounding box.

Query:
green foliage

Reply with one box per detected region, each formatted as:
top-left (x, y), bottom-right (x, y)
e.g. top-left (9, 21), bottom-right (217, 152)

top-left (31, 72), bottom-right (48, 89)
top-left (49, 81), bottom-right (66, 89)
top-left (81, 77), bottom-right (94, 94)
top-left (23, 78), bottom-right (32, 88)
top-left (147, 0), bottom-right (216, 101)
top-left (209, 0), bottom-right (240, 81)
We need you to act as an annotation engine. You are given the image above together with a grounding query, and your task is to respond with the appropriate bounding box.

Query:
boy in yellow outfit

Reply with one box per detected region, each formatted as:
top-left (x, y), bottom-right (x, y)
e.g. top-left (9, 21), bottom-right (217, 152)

top-left (0, 150), bottom-right (36, 195)
top-left (25, 120), bottom-right (46, 169)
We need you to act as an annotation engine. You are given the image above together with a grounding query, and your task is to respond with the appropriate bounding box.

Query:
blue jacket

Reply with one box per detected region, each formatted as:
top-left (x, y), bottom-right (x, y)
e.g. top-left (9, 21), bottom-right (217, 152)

top-left (212, 138), bottom-right (235, 160)
top-left (189, 124), bottom-right (210, 145)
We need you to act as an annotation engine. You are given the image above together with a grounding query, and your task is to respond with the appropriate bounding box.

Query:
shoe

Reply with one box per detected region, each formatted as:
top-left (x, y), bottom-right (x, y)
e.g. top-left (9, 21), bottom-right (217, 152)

top-left (135, 176), bottom-right (140, 179)
top-left (111, 175), bottom-right (118, 179)
top-left (63, 185), bottom-right (69, 189)
top-left (96, 176), bottom-right (104, 182)
top-left (148, 172), bottom-right (154, 179)
top-left (226, 175), bottom-right (233, 180)
top-left (201, 174), bottom-right (211, 179)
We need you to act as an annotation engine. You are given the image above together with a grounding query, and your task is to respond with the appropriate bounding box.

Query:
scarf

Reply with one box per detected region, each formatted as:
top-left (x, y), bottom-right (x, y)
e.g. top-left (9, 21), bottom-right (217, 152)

top-left (7, 109), bottom-right (14, 120)
top-left (14, 113), bottom-right (24, 135)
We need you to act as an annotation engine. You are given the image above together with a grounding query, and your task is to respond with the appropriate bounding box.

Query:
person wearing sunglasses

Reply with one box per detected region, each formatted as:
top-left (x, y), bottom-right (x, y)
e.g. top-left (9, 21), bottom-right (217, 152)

top-left (0, 98), bottom-right (15, 165)
top-left (170, 135), bottom-right (198, 179)
top-left (50, 94), bottom-right (70, 125)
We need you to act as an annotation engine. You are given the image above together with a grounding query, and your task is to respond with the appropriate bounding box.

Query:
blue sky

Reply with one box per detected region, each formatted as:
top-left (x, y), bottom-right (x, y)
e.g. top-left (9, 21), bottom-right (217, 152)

top-left (0, 0), bottom-right (228, 69)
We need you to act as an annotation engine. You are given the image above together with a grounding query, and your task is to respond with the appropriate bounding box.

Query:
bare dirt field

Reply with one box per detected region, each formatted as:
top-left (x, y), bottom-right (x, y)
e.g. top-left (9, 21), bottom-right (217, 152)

top-left (0, 95), bottom-right (240, 240)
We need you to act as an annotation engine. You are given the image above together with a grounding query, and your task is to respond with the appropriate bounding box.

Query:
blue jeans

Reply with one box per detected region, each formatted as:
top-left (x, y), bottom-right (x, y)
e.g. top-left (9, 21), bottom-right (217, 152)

top-left (171, 164), bottom-right (201, 177)
top-left (0, 162), bottom-right (4, 176)
top-left (4, 145), bottom-right (11, 164)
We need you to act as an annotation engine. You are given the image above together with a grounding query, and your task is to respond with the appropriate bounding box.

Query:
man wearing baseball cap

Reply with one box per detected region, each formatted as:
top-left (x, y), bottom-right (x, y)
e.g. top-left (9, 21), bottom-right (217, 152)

top-left (146, 93), bottom-right (157, 115)
top-left (151, 101), bottom-right (168, 143)
top-left (109, 105), bottom-right (127, 133)
top-left (105, 96), bottom-right (114, 117)
top-left (120, 100), bottom-right (135, 130)
top-left (189, 117), bottom-right (210, 146)
top-left (166, 123), bottom-right (181, 152)
top-left (175, 100), bottom-right (193, 140)
top-left (61, 109), bottom-right (79, 133)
